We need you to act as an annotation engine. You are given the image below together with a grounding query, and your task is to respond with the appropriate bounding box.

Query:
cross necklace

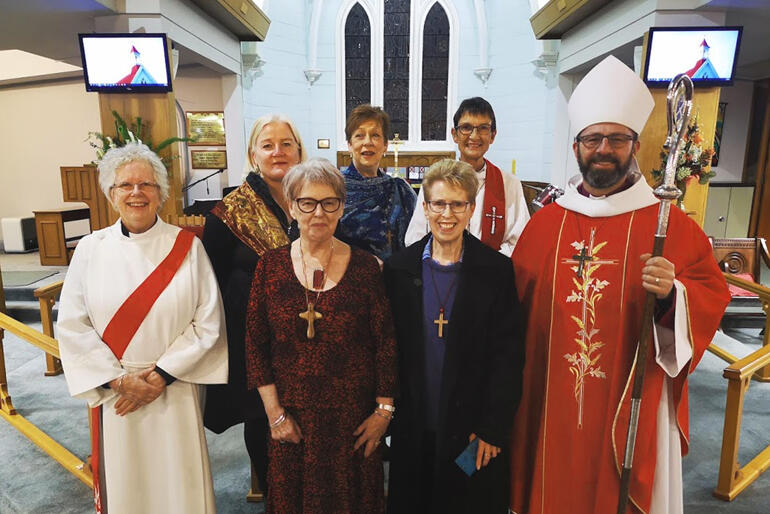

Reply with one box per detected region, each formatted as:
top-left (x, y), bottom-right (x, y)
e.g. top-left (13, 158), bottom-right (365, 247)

top-left (298, 240), bottom-right (334, 339)
top-left (428, 257), bottom-right (460, 339)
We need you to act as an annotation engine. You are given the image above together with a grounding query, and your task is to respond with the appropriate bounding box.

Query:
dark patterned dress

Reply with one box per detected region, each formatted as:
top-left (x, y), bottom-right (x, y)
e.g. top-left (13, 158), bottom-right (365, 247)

top-left (246, 245), bottom-right (398, 514)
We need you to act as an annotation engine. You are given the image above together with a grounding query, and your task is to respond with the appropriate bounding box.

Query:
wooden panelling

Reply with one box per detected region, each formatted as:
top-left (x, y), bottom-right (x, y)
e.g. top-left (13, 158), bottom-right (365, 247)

top-left (98, 88), bottom-right (183, 220)
top-left (336, 151), bottom-right (456, 169)
top-left (60, 166), bottom-right (115, 230)
top-left (638, 87), bottom-right (721, 228)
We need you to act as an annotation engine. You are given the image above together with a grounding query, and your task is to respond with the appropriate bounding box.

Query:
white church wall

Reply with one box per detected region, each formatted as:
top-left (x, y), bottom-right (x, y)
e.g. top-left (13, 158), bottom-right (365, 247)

top-left (240, 1), bottom-right (314, 183)
top-left (241, 0), bottom-right (555, 182)
top-left (711, 79), bottom-right (753, 184)
top-left (0, 79), bottom-right (100, 242)
top-left (475, 0), bottom-right (557, 181)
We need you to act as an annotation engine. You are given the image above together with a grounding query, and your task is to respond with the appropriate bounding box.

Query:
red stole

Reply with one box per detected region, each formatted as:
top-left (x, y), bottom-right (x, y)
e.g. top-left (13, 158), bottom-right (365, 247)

top-left (480, 160), bottom-right (506, 251)
top-left (89, 229), bottom-right (195, 513)
top-left (509, 203), bottom-right (729, 513)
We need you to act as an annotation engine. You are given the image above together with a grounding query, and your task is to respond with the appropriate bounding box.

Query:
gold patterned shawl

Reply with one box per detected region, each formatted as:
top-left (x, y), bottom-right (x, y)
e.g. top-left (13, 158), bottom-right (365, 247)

top-left (211, 180), bottom-right (290, 256)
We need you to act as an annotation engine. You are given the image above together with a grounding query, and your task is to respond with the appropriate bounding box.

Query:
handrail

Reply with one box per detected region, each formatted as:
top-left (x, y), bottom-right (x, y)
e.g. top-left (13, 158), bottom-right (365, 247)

top-left (0, 312), bottom-right (60, 358)
top-left (724, 344), bottom-right (770, 381)
top-left (33, 281), bottom-right (64, 300)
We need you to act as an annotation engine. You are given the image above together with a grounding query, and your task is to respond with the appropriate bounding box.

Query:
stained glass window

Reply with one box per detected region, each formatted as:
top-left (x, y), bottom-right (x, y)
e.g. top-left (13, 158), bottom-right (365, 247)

top-left (421, 3), bottom-right (449, 141)
top-left (384, 0), bottom-right (410, 139)
top-left (345, 3), bottom-right (371, 123)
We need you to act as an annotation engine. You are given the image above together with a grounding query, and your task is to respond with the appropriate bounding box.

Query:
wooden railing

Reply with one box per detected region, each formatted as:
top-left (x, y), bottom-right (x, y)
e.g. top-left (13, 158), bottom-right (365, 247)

top-left (707, 273), bottom-right (770, 382)
top-left (709, 273), bottom-right (770, 500)
top-left (0, 279), bottom-right (92, 488)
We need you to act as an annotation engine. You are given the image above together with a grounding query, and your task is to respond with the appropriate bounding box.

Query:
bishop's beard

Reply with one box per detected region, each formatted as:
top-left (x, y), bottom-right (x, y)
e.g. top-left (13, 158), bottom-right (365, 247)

top-left (577, 149), bottom-right (635, 190)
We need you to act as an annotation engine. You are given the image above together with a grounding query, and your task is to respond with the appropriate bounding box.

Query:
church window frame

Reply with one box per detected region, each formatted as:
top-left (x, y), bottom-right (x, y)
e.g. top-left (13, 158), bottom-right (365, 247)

top-left (336, 0), bottom-right (458, 152)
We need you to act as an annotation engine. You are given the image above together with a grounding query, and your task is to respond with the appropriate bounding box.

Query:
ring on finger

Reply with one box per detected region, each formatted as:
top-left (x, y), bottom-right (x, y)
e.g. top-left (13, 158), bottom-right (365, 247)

top-left (655, 277), bottom-right (660, 284)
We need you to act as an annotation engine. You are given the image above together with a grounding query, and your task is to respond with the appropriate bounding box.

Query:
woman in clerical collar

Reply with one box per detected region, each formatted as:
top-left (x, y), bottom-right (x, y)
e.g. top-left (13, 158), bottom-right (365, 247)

top-left (384, 159), bottom-right (525, 514)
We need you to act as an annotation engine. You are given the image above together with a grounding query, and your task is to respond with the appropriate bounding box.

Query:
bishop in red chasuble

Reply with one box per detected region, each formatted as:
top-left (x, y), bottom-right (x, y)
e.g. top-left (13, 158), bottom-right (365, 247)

top-left (509, 56), bottom-right (730, 514)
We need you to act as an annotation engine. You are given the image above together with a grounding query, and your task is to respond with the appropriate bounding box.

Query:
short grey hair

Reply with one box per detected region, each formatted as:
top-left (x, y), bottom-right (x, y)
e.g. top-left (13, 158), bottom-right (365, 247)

top-left (243, 113), bottom-right (307, 179)
top-left (282, 157), bottom-right (346, 202)
top-left (98, 142), bottom-right (169, 204)
top-left (422, 159), bottom-right (478, 203)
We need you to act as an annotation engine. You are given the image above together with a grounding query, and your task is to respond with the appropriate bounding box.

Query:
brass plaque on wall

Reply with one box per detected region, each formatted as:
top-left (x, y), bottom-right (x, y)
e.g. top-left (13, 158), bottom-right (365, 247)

top-left (187, 111), bottom-right (226, 146)
top-left (191, 150), bottom-right (228, 169)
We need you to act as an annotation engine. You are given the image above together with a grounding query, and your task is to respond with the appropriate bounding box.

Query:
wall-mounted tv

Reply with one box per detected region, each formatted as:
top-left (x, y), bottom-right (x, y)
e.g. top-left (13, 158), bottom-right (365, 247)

top-left (78, 33), bottom-right (173, 93)
top-left (643, 26), bottom-right (742, 88)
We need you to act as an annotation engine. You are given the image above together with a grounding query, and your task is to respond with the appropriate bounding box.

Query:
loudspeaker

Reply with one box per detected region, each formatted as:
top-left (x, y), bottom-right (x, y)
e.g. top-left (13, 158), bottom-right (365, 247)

top-left (1, 217), bottom-right (38, 252)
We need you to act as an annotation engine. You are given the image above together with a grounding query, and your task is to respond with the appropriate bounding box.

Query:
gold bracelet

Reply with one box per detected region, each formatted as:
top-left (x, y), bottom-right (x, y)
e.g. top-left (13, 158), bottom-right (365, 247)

top-left (116, 374), bottom-right (126, 394)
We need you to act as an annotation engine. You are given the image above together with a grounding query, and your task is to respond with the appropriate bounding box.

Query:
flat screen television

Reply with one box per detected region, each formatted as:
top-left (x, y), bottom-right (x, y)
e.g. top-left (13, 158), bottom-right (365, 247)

top-left (643, 26), bottom-right (742, 88)
top-left (78, 33), bottom-right (173, 93)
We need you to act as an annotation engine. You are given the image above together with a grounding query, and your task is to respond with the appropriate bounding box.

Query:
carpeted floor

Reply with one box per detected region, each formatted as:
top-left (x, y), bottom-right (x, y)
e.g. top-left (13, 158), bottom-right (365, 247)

top-left (0, 323), bottom-right (263, 514)
top-left (0, 325), bottom-right (768, 513)
top-left (1, 271), bottom-right (57, 287)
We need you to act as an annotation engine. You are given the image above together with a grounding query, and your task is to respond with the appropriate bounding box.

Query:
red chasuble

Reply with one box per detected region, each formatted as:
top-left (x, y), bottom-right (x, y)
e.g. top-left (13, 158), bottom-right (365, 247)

top-left (480, 160), bottom-right (506, 251)
top-left (89, 229), bottom-right (195, 513)
top-left (509, 203), bottom-right (729, 514)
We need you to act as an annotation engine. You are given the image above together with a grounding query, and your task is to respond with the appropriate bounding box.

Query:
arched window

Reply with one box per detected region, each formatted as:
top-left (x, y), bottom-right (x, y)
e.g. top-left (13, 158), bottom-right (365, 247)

top-left (420, 2), bottom-right (449, 141)
top-left (345, 3), bottom-right (372, 122)
top-left (337, 0), bottom-right (457, 149)
top-left (383, 0), bottom-right (411, 139)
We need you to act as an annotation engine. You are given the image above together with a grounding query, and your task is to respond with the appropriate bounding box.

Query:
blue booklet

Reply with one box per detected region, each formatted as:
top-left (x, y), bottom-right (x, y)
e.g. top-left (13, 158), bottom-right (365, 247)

top-left (454, 438), bottom-right (479, 477)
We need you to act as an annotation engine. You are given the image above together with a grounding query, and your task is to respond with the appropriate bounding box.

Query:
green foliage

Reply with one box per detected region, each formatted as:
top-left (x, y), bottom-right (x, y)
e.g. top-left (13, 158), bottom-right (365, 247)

top-left (85, 110), bottom-right (196, 164)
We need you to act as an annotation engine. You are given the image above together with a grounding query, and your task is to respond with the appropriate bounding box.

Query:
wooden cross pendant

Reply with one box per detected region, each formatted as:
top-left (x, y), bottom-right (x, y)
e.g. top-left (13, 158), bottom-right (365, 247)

top-left (299, 303), bottom-right (322, 339)
top-left (484, 206), bottom-right (504, 235)
top-left (434, 308), bottom-right (449, 338)
top-left (572, 246), bottom-right (593, 278)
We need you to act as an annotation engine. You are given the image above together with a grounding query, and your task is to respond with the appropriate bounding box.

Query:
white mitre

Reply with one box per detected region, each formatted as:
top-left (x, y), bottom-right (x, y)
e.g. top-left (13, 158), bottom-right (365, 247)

top-left (568, 55), bottom-right (654, 136)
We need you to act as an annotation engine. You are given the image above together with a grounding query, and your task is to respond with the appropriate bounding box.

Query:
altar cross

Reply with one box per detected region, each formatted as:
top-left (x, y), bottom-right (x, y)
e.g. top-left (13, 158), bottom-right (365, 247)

top-left (299, 303), bottom-right (322, 339)
top-left (434, 308), bottom-right (449, 338)
top-left (484, 206), bottom-right (503, 235)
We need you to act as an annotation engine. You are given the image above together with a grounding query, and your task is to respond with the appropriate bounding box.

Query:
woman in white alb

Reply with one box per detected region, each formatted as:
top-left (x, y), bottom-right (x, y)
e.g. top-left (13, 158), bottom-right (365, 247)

top-left (57, 142), bottom-right (227, 514)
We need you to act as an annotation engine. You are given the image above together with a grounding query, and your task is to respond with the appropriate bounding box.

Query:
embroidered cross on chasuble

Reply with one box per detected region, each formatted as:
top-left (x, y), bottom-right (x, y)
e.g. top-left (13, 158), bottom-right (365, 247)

top-left (560, 224), bottom-right (619, 429)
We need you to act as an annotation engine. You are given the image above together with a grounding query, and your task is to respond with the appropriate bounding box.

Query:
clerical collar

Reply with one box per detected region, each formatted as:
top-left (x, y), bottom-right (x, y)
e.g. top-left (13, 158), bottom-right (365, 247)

top-left (422, 234), bottom-right (464, 264)
top-left (120, 216), bottom-right (159, 237)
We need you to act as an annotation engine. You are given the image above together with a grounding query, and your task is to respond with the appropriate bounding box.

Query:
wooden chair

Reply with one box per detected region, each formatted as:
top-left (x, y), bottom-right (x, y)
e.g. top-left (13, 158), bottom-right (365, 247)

top-left (707, 237), bottom-right (770, 381)
top-left (704, 238), bottom-right (770, 500)
top-left (710, 237), bottom-right (770, 281)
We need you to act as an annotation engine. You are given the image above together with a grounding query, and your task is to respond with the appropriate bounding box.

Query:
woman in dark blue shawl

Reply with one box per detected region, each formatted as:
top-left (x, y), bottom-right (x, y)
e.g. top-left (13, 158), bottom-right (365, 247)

top-left (338, 104), bottom-right (416, 260)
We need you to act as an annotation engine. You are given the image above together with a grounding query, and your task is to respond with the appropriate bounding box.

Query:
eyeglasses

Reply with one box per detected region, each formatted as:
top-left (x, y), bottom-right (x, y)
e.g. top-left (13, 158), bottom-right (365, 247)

top-left (455, 123), bottom-right (493, 136)
top-left (575, 133), bottom-right (636, 150)
top-left (295, 197), bottom-right (342, 213)
top-left (426, 200), bottom-right (471, 214)
top-left (110, 182), bottom-right (160, 194)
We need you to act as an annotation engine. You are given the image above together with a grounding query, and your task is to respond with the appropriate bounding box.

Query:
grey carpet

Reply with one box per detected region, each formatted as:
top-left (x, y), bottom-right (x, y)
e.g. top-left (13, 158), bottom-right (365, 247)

top-left (0, 323), bottom-right (263, 514)
top-left (0, 325), bottom-right (768, 512)
top-left (1, 271), bottom-right (57, 288)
